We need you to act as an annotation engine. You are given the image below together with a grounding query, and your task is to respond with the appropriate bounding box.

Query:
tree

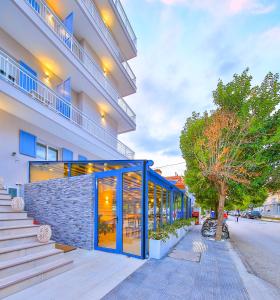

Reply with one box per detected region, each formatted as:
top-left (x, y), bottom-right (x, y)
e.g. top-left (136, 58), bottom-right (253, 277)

top-left (180, 70), bottom-right (280, 240)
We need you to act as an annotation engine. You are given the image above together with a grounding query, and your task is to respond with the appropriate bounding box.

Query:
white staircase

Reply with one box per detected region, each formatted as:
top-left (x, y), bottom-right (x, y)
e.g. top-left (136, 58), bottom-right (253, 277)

top-left (0, 188), bottom-right (73, 299)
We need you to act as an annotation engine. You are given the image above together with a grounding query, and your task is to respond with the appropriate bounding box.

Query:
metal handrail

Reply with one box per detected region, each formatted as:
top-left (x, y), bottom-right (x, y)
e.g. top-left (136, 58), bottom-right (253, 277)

top-left (118, 97), bottom-right (136, 122)
top-left (24, 0), bottom-right (136, 117)
top-left (0, 49), bottom-right (135, 159)
top-left (111, 0), bottom-right (137, 47)
top-left (78, 0), bottom-right (136, 84)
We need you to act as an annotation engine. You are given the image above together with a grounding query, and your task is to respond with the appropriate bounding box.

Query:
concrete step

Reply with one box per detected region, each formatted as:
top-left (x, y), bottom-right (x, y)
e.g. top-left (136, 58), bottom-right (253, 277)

top-left (0, 199), bottom-right (12, 205)
top-left (0, 258), bottom-right (73, 299)
top-left (0, 212), bottom-right (28, 220)
top-left (0, 193), bottom-right (12, 199)
top-left (0, 218), bottom-right (34, 228)
top-left (0, 249), bottom-right (64, 279)
top-left (0, 233), bottom-right (38, 247)
top-left (0, 224), bottom-right (39, 236)
top-left (0, 241), bottom-right (55, 261)
top-left (0, 204), bottom-right (13, 212)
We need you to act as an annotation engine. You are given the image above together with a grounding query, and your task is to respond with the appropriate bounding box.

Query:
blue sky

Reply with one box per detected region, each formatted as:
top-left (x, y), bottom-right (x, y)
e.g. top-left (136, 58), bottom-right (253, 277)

top-left (120, 0), bottom-right (280, 175)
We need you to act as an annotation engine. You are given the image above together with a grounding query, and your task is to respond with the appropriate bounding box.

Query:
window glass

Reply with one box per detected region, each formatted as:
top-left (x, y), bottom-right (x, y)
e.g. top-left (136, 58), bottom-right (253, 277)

top-left (122, 171), bottom-right (142, 256)
top-left (148, 181), bottom-right (155, 230)
top-left (167, 191), bottom-right (171, 223)
top-left (97, 176), bottom-right (117, 250)
top-left (48, 147), bottom-right (58, 161)
top-left (30, 162), bottom-right (68, 182)
top-left (36, 143), bottom-right (47, 160)
top-left (156, 185), bottom-right (162, 228)
top-left (162, 189), bottom-right (167, 224)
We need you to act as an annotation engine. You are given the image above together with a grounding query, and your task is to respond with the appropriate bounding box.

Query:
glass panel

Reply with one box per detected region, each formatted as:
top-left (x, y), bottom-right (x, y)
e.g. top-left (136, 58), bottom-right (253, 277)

top-left (29, 162), bottom-right (68, 182)
top-left (97, 177), bottom-right (117, 249)
top-left (183, 195), bottom-right (187, 219)
top-left (156, 185), bottom-right (162, 228)
top-left (48, 147), bottom-right (58, 161)
top-left (174, 193), bottom-right (182, 220)
top-left (148, 181), bottom-right (155, 230)
top-left (162, 189), bottom-right (167, 224)
top-left (71, 163), bottom-right (96, 176)
top-left (122, 171), bottom-right (142, 256)
top-left (36, 143), bottom-right (47, 160)
top-left (167, 191), bottom-right (171, 223)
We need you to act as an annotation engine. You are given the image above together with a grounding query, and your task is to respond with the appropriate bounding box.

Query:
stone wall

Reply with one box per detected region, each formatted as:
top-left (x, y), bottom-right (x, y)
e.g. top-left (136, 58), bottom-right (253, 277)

top-left (24, 175), bottom-right (94, 250)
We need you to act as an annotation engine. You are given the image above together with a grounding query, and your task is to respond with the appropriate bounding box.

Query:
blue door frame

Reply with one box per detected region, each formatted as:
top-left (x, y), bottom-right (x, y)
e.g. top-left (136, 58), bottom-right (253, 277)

top-left (94, 166), bottom-right (145, 259)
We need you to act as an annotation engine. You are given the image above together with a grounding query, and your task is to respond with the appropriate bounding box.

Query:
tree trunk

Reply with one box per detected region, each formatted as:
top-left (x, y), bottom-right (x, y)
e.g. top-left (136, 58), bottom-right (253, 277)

top-left (215, 182), bottom-right (226, 241)
top-left (215, 199), bottom-right (219, 218)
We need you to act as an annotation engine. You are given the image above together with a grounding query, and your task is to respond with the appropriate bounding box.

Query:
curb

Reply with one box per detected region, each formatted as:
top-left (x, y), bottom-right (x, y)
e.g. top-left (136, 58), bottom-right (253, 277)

top-left (260, 218), bottom-right (280, 223)
top-left (227, 241), bottom-right (280, 300)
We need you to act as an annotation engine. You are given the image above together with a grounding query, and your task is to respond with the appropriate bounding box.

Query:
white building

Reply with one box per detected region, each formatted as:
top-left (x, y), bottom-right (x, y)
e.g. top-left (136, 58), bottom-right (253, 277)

top-left (0, 0), bottom-right (137, 188)
top-left (262, 192), bottom-right (280, 217)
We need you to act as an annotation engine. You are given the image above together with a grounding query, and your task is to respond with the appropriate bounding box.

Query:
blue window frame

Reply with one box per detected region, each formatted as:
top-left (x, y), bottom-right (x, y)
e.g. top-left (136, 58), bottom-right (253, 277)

top-left (78, 155), bottom-right (87, 161)
top-left (19, 61), bottom-right (37, 93)
top-left (27, 0), bottom-right (40, 13)
top-left (19, 130), bottom-right (37, 157)
top-left (62, 148), bottom-right (73, 161)
top-left (63, 12), bottom-right (74, 48)
top-left (56, 77), bottom-right (71, 118)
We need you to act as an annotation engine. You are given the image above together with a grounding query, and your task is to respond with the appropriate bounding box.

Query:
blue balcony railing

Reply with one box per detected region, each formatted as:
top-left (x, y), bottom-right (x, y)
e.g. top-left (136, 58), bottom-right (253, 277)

top-left (0, 49), bottom-right (135, 159)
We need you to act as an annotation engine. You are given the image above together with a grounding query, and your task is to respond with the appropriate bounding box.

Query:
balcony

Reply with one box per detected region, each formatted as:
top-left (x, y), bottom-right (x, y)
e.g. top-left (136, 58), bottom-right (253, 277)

top-left (94, 0), bottom-right (137, 60)
top-left (0, 48), bottom-right (135, 159)
top-left (78, 0), bottom-right (136, 86)
top-left (111, 0), bottom-right (137, 47)
top-left (15, 0), bottom-right (136, 104)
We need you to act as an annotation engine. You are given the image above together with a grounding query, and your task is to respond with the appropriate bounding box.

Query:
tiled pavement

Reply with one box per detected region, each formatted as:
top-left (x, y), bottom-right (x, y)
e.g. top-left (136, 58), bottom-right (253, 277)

top-left (103, 226), bottom-right (249, 300)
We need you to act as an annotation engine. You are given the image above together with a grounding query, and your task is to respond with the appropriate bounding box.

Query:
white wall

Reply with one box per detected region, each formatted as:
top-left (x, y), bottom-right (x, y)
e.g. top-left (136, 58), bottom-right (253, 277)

top-left (78, 92), bottom-right (118, 137)
top-left (0, 109), bottom-right (102, 188)
top-left (0, 28), bottom-right (117, 133)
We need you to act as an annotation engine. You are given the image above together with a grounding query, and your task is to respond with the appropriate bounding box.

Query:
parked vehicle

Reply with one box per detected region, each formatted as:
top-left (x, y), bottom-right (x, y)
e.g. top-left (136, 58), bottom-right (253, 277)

top-left (247, 211), bottom-right (262, 219)
top-left (201, 218), bottom-right (229, 239)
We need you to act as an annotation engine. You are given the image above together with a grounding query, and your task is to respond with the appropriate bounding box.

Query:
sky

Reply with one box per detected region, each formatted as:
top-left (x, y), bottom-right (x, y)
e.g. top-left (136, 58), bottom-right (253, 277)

top-left (120, 0), bottom-right (280, 176)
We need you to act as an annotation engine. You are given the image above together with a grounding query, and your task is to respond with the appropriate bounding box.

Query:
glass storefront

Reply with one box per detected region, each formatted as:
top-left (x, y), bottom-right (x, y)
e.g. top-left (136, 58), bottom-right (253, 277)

top-left (29, 160), bottom-right (186, 259)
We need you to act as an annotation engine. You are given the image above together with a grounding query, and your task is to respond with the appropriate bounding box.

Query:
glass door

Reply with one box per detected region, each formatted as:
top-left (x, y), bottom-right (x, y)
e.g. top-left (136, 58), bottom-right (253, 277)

top-left (122, 171), bottom-right (142, 256)
top-left (96, 175), bottom-right (118, 251)
top-left (95, 167), bottom-right (144, 258)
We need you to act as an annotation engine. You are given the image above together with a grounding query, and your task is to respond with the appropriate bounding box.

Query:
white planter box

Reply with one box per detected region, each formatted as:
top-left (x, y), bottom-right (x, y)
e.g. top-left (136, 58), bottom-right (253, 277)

top-left (149, 226), bottom-right (190, 259)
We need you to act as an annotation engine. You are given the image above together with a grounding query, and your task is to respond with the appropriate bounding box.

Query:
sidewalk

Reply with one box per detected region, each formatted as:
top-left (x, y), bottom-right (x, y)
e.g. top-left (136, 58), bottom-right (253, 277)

top-left (103, 226), bottom-right (249, 300)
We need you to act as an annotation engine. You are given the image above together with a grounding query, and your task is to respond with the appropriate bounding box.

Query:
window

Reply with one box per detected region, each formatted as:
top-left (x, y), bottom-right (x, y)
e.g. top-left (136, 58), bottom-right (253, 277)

top-left (36, 143), bottom-right (58, 161)
top-left (148, 181), bottom-right (155, 230)
top-left (36, 143), bottom-right (47, 160)
top-left (48, 147), bottom-right (58, 161)
top-left (19, 130), bottom-right (37, 157)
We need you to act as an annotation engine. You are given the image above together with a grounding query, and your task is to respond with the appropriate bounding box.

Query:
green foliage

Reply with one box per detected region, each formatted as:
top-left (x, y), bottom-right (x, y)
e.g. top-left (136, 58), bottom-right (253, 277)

top-left (180, 70), bottom-right (280, 211)
top-left (148, 219), bottom-right (195, 242)
top-left (98, 221), bottom-right (113, 235)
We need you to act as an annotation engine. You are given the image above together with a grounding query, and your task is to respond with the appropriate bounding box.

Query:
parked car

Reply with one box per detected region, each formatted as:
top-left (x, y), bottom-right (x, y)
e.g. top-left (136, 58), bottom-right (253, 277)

top-left (247, 211), bottom-right (262, 219)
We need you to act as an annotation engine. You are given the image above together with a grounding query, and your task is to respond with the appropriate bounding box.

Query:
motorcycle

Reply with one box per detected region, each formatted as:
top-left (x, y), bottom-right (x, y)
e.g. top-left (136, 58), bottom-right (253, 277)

top-left (201, 218), bottom-right (229, 239)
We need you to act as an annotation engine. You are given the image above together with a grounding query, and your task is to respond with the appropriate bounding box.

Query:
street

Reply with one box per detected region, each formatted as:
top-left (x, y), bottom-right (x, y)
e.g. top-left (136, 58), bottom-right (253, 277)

top-left (229, 216), bottom-right (280, 294)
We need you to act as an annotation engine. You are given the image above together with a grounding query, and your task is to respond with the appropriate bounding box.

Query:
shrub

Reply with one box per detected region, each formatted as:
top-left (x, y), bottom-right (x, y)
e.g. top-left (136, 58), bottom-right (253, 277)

top-left (149, 218), bottom-right (194, 242)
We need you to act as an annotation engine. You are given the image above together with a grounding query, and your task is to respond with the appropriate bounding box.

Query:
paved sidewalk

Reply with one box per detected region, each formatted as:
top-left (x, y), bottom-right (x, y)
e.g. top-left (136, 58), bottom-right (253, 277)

top-left (103, 226), bottom-right (249, 300)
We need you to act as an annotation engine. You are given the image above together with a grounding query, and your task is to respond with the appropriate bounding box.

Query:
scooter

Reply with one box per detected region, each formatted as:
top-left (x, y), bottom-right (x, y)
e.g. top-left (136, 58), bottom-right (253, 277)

top-left (201, 219), bottom-right (229, 239)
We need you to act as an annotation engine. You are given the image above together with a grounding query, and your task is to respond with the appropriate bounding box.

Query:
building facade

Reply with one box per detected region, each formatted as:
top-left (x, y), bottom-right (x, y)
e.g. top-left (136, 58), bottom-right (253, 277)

top-left (0, 0), bottom-right (137, 188)
top-left (261, 192), bottom-right (280, 218)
